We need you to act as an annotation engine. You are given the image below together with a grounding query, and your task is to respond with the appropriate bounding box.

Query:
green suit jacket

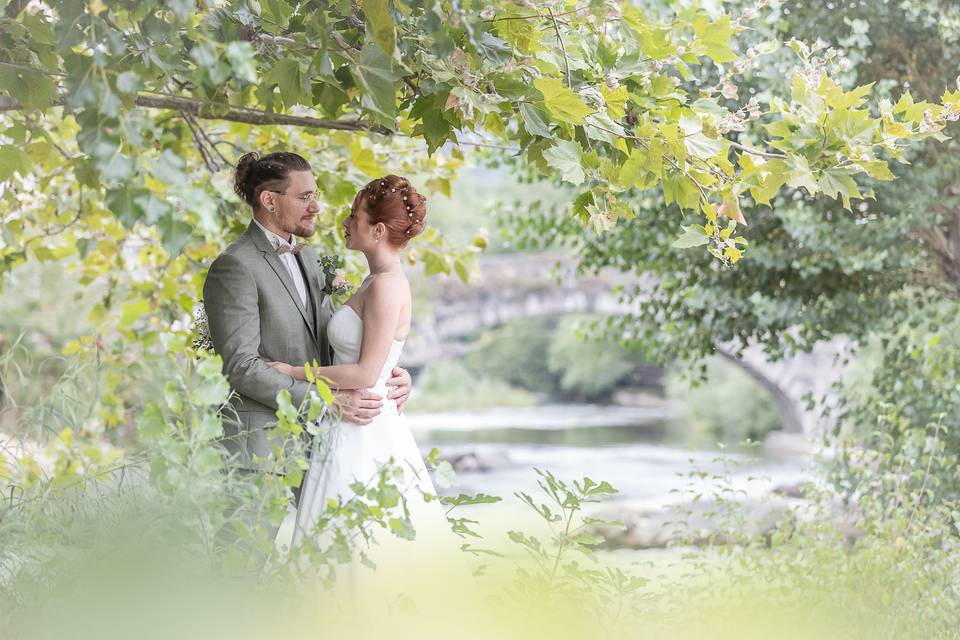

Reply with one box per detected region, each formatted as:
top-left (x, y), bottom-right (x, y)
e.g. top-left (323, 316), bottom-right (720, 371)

top-left (203, 221), bottom-right (333, 470)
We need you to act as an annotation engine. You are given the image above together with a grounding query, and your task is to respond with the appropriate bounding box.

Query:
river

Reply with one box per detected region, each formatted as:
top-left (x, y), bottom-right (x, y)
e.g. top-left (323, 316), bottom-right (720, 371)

top-left (407, 403), bottom-right (812, 515)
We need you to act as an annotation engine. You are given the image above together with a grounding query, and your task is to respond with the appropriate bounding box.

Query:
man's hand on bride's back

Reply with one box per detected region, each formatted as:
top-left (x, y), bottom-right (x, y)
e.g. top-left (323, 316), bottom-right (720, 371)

top-left (334, 389), bottom-right (383, 425)
top-left (386, 367), bottom-right (412, 414)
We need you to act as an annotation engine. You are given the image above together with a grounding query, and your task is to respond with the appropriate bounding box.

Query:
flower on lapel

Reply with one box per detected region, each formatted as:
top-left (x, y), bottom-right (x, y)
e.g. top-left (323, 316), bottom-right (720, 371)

top-left (318, 254), bottom-right (350, 296)
top-left (192, 303), bottom-right (214, 353)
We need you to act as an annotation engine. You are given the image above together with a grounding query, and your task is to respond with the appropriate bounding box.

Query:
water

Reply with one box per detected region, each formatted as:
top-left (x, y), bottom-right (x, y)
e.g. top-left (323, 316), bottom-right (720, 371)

top-left (407, 404), bottom-right (811, 513)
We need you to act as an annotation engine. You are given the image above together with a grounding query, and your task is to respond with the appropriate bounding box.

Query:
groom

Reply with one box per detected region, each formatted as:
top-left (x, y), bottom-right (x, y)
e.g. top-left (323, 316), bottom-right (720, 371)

top-left (203, 151), bottom-right (412, 509)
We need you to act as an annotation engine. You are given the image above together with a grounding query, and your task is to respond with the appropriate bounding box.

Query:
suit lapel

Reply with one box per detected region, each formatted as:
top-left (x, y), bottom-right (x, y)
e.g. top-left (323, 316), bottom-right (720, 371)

top-left (299, 247), bottom-right (326, 342)
top-left (246, 222), bottom-right (316, 343)
top-left (300, 246), bottom-right (335, 365)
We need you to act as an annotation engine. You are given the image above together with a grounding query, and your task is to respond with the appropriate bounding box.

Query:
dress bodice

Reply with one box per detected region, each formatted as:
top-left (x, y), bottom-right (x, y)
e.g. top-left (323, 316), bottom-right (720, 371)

top-left (327, 305), bottom-right (405, 396)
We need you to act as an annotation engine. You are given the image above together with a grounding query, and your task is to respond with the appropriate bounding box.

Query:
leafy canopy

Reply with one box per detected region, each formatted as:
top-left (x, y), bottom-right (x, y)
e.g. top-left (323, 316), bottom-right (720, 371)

top-left (1, 0), bottom-right (957, 280)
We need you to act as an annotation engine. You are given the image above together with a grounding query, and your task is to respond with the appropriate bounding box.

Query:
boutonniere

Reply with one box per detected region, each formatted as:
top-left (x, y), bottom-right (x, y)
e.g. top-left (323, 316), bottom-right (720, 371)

top-left (318, 254), bottom-right (349, 296)
top-left (192, 303), bottom-right (214, 353)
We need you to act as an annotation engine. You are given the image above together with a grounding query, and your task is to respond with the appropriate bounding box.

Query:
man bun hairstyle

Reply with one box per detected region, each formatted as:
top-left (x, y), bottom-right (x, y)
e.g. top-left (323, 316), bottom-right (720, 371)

top-left (353, 175), bottom-right (427, 247)
top-left (233, 151), bottom-right (311, 209)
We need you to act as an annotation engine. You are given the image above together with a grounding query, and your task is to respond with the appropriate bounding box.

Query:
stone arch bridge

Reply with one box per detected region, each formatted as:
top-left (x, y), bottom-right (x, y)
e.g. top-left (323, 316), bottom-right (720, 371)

top-left (402, 251), bottom-right (849, 437)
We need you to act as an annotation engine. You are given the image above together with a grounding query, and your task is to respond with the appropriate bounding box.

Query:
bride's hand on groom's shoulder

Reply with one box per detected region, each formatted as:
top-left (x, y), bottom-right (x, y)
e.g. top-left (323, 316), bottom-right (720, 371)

top-left (334, 389), bottom-right (383, 425)
top-left (386, 367), bottom-right (412, 414)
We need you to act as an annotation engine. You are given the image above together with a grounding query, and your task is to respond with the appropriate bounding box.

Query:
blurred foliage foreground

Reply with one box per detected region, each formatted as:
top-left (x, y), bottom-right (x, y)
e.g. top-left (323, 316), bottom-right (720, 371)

top-left (2, 313), bottom-right (960, 639)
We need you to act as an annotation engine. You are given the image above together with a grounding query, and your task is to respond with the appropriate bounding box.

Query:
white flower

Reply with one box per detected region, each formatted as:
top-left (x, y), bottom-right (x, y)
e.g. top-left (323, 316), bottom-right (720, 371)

top-left (721, 80), bottom-right (739, 100)
top-left (331, 269), bottom-right (346, 290)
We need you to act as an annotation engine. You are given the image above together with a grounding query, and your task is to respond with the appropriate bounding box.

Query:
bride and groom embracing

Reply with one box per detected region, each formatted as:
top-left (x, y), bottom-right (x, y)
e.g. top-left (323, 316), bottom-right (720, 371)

top-left (202, 151), bottom-right (449, 567)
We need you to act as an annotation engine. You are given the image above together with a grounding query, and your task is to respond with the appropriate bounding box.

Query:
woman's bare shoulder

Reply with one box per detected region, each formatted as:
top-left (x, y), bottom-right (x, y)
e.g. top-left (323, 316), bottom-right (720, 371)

top-left (362, 271), bottom-right (409, 306)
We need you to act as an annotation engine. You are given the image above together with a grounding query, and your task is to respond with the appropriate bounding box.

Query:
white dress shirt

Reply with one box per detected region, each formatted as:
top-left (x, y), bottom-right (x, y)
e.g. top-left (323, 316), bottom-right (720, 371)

top-left (253, 219), bottom-right (307, 308)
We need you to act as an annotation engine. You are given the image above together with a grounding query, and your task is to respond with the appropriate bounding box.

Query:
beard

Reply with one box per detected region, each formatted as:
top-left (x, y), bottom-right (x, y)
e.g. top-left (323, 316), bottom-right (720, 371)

top-left (293, 221), bottom-right (316, 238)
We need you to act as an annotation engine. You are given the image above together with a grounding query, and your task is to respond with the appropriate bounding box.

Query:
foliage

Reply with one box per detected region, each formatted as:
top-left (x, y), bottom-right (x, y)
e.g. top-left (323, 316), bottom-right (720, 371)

top-left (465, 316), bottom-right (559, 395)
top-left (828, 291), bottom-right (960, 513)
top-left (546, 314), bottom-right (636, 400)
top-left (459, 314), bottom-right (651, 401)
top-left (405, 358), bottom-right (534, 413)
top-left (504, 0), bottom-right (960, 367)
top-left (1, 0), bottom-right (955, 293)
top-left (665, 355), bottom-right (781, 446)
top-left (4, 455), bottom-right (960, 639)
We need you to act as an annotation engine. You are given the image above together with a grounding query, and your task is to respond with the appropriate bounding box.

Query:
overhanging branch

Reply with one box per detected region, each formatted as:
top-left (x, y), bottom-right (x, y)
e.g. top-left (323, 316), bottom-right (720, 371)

top-left (0, 93), bottom-right (394, 135)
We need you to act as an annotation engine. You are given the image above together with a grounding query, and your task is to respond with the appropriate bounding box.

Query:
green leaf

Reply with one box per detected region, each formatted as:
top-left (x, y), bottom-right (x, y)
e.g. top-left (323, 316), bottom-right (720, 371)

top-left (314, 377), bottom-right (334, 407)
top-left (616, 148), bottom-right (648, 189)
top-left (138, 403), bottom-right (167, 440)
top-left (423, 251), bottom-right (451, 276)
top-left (861, 160), bottom-right (895, 181)
top-left (454, 259), bottom-right (469, 283)
top-left (749, 158), bottom-right (790, 206)
top-left (685, 131), bottom-right (725, 160)
top-left (193, 414), bottom-right (224, 440)
top-left (421, 106), bottom-right (455, 154)
top-left (693, 14), bottom-right (736, 64)
top-left (225, 42), bottom-right (258, 83)
top-left (116, 71), bottom-right (141, 95)
top-left (672, 225), bottom-right (709, 249)
top-left (543, 139), bottom-right (585, 185)
top-left (388, 517), bottom-right (416, 540)
top-left (264, 59), bottom-right (303, 108)
top-left (353, 44), bottom-right (400, 125)
top-left (100, 150), bottom-right (135, 183)
top-left (639, 27), bottom-right (677, 60)
top-left (601, 85), bottom-right (628, 120)
top-left (534, 78), bottom-right (594, 125)
top-left (361, 0), bottom-right (396, 54)
top-left (349, 139), bottom-right (382, 177)
top-left (0, 145), bottom-right (32, 180)
top-left (7, 72), bottom-right (58, 110)
top-left (106, 185), bottom-right (149, 228)
top-left (158, 213), bottom-right (193, 256)
top-left (519, 103), bottom-right (554, 138)
top-left (819, 168), bottom-right (862, 210)
top-left (663, 174), bottom-right (701, 210)
top-left (120, 299), bottom-right (151, 329)
top-left (496, 5), bottom-right (542, 53)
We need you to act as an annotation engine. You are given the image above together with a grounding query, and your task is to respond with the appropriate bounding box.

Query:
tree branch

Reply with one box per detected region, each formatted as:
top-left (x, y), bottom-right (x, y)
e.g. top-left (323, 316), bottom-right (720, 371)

top-left (181, 112), bottom-right (220, 173)
top-left (0, 94), bottom-right (394, 135)
top-left (482, 7), bottom-right (589, 23)
top-left (727, 139), bottom-right (789, 160)
top-left (183, 111), bottom-right (231, 169)
top-left (546, 7), bottom-right (571, 88)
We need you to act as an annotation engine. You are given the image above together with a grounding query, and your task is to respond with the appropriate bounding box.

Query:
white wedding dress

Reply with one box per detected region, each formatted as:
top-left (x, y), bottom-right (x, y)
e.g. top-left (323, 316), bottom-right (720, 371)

top-left (291, 305), bottom-right (453, 579)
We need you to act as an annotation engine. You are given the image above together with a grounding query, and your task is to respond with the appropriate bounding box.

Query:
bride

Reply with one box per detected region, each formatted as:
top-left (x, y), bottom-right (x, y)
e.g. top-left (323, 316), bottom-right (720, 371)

top-left (267, 175), bottom-right (450, 574)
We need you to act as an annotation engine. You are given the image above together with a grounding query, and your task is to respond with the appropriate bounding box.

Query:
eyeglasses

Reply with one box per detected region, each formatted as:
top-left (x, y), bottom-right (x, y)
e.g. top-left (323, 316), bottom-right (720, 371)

top-left (266, 189), bottom-right (321, 207)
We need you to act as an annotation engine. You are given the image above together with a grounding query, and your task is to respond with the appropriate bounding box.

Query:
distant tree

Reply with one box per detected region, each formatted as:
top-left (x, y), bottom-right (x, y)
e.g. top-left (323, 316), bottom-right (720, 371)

top-left (506, 0), bottom-right (960, 365)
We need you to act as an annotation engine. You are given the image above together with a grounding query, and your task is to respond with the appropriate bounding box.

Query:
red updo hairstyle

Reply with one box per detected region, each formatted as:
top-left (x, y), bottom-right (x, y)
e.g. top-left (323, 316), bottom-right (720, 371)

top-left (352, 175), bottom-right (427, 248)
